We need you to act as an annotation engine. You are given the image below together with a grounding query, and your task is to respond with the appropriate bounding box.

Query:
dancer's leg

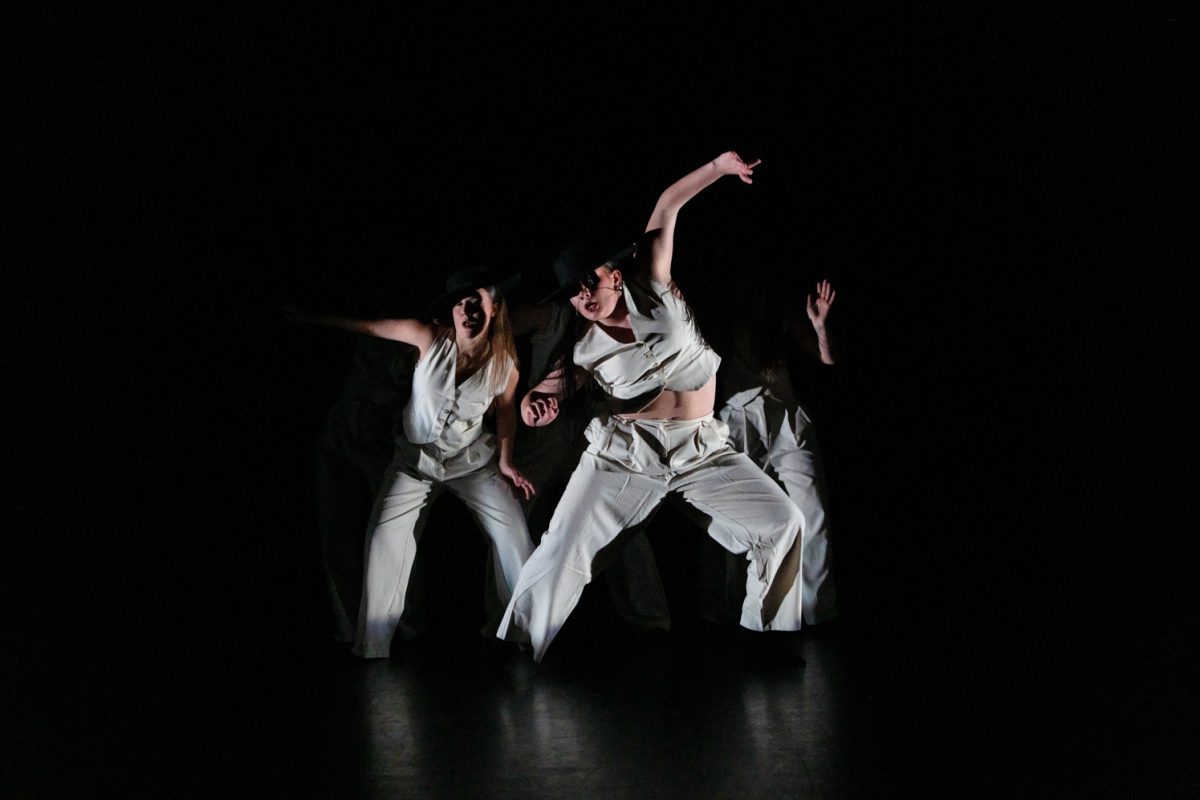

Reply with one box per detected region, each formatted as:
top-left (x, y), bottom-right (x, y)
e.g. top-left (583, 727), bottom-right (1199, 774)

top-left (498, 453), bottom-right (665, 661)
top-left (352, 463), bottom-right (438, 658)
top-left (770, 415), bottom-right (837, 624)
top-left (672, 452), bottom-right (805, 631)
top-left (446, 465), bottom-right (535, 634)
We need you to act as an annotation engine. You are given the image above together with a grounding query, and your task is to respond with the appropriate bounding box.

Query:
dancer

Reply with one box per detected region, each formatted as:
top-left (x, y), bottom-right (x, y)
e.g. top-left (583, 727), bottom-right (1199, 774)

top-left (511, 300), bottom-right (672, 633)
top-left (314, 336), bottom-right (415, 643)
top-left (498, 152), bottom-right (806, 661)
top-left (293, 266), bottom-right (535, 658)
top-left (704, 271), bottom-right (839, 627)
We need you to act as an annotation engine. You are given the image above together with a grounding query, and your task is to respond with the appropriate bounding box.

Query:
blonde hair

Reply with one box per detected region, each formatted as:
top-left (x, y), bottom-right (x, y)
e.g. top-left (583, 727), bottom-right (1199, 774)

top-left (436, 286), bottom-right (519, 394)
top-left (482, 286), bottom-right (519, 394)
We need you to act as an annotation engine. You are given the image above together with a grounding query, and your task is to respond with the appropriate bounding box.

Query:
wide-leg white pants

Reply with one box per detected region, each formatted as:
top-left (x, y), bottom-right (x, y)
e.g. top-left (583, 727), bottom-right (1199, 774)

top-left (498, 415), bottom-right (804, 662)
top-left (510, 418), bottom-right (671, 630)
top-left (352, 436), bottom-right (533, 659)
top-left (719, 389), bottom-right (837, 624)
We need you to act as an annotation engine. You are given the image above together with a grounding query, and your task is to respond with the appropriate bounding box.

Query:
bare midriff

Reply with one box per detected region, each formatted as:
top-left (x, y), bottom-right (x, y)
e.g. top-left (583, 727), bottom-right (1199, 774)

top-left (618, 375), bottom-right (716, 421)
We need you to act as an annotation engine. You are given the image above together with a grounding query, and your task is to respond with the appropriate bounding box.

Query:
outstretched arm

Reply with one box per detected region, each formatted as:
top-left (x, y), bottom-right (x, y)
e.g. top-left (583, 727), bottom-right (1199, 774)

top-left (496, 367), bottom-right (535, 500)
top-left (803, 279), bottom-right (837, 365)
top-left (644, 151), bottom-right (760, 287)
top-left (287, 306), bottom-right (436, 355)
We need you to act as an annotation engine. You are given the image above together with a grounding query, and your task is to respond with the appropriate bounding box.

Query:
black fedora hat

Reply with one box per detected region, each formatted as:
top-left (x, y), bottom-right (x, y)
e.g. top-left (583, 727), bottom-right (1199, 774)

top-left (426, 265), bottom-right (521, 322)
top-left (540, 240), bottom-right (639, 304)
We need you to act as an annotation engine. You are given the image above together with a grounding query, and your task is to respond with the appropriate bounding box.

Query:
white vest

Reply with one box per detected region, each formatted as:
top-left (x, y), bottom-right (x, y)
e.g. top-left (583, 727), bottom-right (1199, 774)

top-left (574, 276), bottom-right (721, 410)
top-left (402, 334), bottom-right (511, 453)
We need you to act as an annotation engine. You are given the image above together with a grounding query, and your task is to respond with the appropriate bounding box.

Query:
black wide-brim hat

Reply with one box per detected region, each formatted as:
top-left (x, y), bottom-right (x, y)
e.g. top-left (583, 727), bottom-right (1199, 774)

top-left (426, 265), bottom-right (521, 322)
top-left (540, 240), bottom-right (640, 304)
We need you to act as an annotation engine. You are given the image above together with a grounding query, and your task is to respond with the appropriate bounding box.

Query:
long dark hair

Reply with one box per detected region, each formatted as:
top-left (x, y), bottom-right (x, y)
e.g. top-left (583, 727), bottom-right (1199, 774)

top-left (544, 304), bottom-right (589, 406)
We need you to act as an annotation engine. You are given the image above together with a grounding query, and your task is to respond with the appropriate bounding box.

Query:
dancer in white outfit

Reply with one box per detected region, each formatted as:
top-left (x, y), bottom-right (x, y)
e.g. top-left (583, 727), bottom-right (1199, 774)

top-left (509, 300), bottom-right (672, 632)
top-left (498, 152), bottom-right (806, 662)
top-left (710, 278), bottom-right (839, 626)
top-left (294, 267), bottom-right (535, 658)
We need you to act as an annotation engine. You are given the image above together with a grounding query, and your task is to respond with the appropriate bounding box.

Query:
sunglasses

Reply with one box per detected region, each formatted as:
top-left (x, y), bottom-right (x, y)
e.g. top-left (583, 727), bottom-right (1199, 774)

top-left (575, 271), bottom-right (601, 294)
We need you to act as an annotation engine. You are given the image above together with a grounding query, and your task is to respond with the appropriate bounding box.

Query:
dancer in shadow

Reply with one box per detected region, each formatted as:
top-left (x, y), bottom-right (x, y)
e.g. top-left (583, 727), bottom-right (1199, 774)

top-left (314, 336), bottom-right (416, 643)
top-left (498, 152), bottom-right (806, 662)
top-left (293, 267), bottom-right (535, 658)
top-left (701, 264), bottom-right (839, 628)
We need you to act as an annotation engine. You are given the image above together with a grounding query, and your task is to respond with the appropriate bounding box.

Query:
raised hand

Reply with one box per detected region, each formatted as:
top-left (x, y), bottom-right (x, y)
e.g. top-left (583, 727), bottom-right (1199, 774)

top-left (806, 279), bottom-right (836, 328)
top-left (713, 151), bottom-right (762, 184)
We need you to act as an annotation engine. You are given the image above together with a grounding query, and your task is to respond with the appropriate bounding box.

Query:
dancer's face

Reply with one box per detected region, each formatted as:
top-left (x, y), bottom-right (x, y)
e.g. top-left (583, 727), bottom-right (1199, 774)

top-left (452, 289), bottom-right (494, 339)
top-left (568, 267), bottom-right (622, 321)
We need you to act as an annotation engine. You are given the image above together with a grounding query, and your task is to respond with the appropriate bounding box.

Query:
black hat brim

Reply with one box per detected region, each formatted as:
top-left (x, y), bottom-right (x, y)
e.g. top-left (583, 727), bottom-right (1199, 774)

top-left (426, 272), bottom-right (521, 322)
top-left (539, 241), bottom-right (638, 304)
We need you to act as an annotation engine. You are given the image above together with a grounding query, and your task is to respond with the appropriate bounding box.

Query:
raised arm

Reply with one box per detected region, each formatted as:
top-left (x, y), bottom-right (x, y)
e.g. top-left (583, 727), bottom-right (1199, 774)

top-left (644, 151), bottom-right (760, 287)
top-left (288, 307), bottom-right (436, 356)
top-left (803, 279), bottom-right (837, 365)
top-left (495, 367), bottom-right (535, 500)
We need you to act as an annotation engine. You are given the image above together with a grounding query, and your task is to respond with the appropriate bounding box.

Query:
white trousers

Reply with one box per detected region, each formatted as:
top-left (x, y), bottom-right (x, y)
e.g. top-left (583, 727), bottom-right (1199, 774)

top-left (510, 418), bottom-right (671, 630)
top-left (498, 414), bottom-right (805, 662)
top-left (719, 389), bottom-right (837, 624)
top-left (352, 435), bottom-right (533, 658)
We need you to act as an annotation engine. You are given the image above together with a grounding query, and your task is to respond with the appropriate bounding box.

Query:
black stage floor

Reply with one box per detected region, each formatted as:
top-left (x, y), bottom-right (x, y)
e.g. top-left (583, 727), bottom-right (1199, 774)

top-left (12, 618), bottom-right (1189, 798)
top-left (10, 513), bottom-right (1193, 799)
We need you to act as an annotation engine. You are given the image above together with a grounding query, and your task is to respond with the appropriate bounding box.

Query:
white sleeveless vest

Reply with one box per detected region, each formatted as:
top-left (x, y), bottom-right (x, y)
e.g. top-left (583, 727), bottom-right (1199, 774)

top-left (402, 333), bottom-right (512, 453)
top-left (573, 276), bottom-right (721, 408)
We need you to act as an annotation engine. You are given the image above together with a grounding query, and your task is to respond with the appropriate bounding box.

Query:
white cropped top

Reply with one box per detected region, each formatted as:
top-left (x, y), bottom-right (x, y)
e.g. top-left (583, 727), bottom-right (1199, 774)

top-left (573, 276), bottom-right (721, 409)
top-left (402, 333), bottom-right (512, 453)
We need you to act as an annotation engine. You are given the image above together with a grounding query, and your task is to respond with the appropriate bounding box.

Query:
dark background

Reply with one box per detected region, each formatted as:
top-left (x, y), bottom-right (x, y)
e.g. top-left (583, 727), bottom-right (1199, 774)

top-left (6, 3), bottom-right (1195, 796)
